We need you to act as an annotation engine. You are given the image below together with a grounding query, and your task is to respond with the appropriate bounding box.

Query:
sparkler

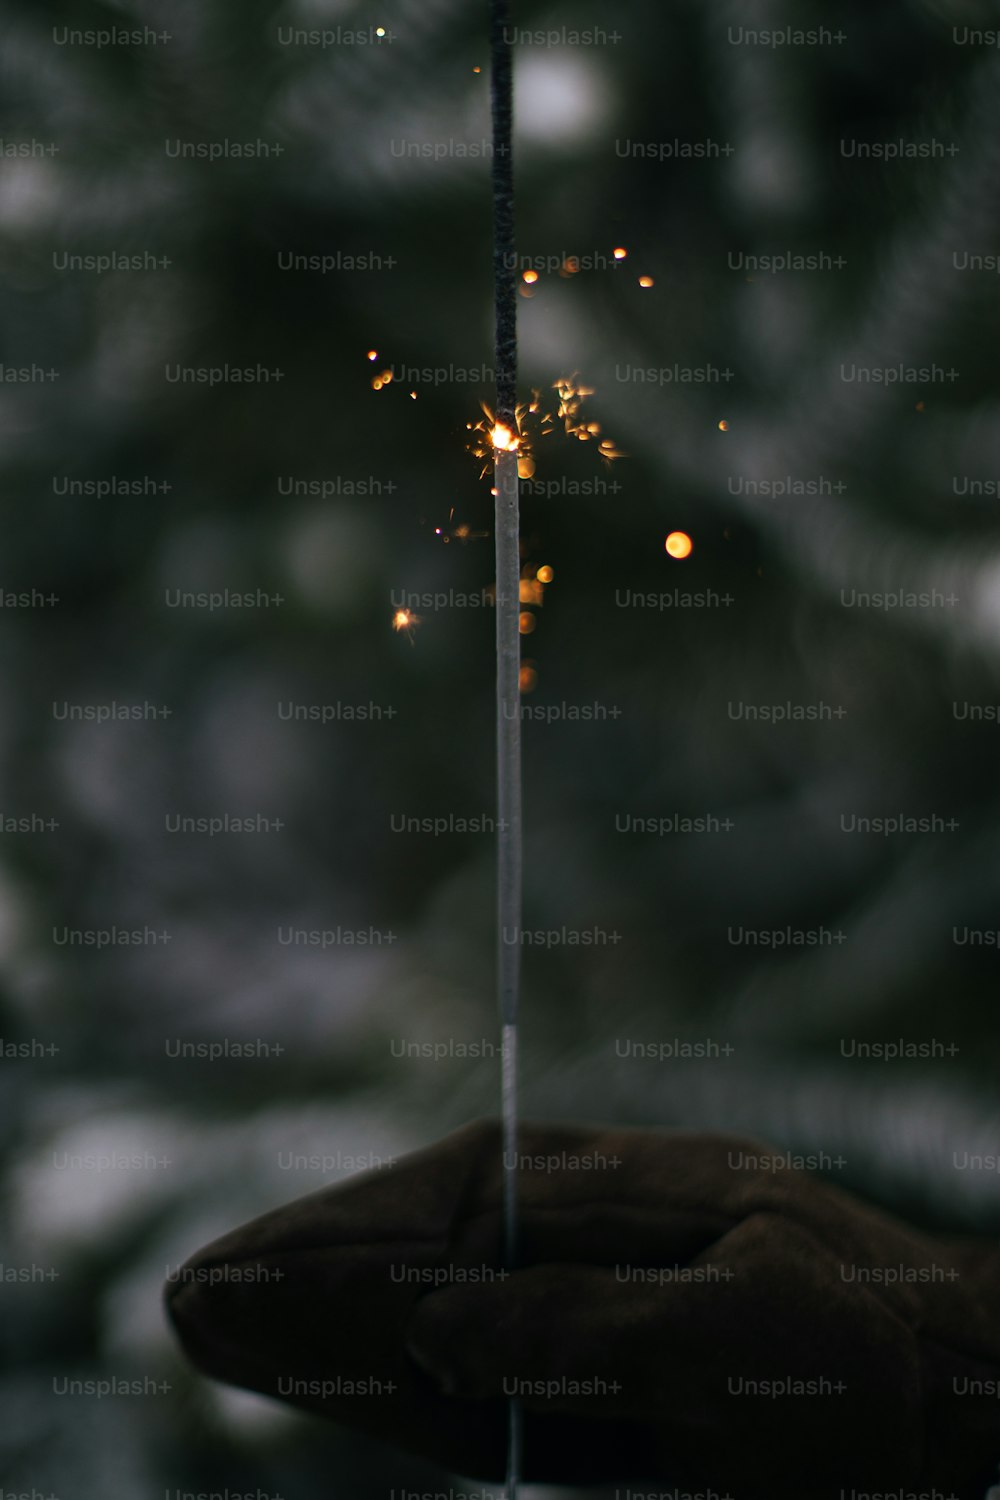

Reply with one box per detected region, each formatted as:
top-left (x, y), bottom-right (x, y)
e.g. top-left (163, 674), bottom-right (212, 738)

top-left (375, 27), bottom-right (630, 1488)
top-left (489, 0), bottom-right (522, 1493)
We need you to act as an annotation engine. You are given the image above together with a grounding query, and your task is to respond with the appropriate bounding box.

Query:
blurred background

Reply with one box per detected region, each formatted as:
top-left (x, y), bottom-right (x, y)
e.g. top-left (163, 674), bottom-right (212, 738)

top-left (4, 0), bottom-right (1000, 1493)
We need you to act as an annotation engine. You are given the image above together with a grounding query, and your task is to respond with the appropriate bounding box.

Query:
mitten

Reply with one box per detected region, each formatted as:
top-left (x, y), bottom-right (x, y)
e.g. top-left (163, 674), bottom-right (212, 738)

top-left (165, 1119), bottom-right (1000, 1499)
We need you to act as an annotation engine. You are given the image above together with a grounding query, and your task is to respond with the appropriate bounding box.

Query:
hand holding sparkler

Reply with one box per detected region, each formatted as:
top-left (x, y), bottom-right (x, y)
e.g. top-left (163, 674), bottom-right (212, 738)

top-left (166, 1119), bottom-right (1000, 1500)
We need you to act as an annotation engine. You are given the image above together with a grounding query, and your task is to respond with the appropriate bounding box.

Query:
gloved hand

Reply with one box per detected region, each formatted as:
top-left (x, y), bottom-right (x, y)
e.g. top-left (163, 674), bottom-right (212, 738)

top-left (165, 1119), bottom-right (1000, 1499)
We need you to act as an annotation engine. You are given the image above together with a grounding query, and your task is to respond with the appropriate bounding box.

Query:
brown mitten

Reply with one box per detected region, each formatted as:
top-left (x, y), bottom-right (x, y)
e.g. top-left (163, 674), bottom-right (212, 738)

top-left (165, 1120), bottom-right (1000, 1499)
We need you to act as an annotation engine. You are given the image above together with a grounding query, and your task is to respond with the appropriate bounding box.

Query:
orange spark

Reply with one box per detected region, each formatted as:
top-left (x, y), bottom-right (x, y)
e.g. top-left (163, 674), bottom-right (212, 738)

top-left (638, 275), bottom-right (654, 288)
top-left (718, 419), bottom-right (729, 431)
top-left (519, 612), bottom-right (536, 634)
top-left (467, 377), bottom-right (625, 477)
top-left (665, 531), bottom-right (693, 559)
top-left (613, 246), bottom-right (627, 260)
top-left (434, 516), bottom-right (487, 545)
top-left (392, 608), bottom-right (420, 636)
top-left (522, 270), bottom-right (539, 284)
top-left (536, 564), bottom-right (554, 584)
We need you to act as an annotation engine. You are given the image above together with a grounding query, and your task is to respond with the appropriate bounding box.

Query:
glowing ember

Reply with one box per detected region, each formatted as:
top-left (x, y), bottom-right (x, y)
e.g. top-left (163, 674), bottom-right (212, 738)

top-left (392, 608), bottom-right (420, 636)
top-left (519, 663), bottom-right (538, 693)
top-left (366, 350), bottom-right (378, 361)
top-left (536, 564), bottom-right (554, 584)
top-left (638, 275), bottom-right (654, 288)
top-left (433, 511), bottom-right (488, 545)
top-left (519, 612), bottom-right (536, 634)
top-left (665, 531), bottom-right (693, 559)
top-left (613, 246), bottom-right (627, 260)
top-left (492, 423), bottom-right (518, 451)
top-left (522, 270), bottom-right (539, 284)
top-left (718, 419), bottom-right (729, 432)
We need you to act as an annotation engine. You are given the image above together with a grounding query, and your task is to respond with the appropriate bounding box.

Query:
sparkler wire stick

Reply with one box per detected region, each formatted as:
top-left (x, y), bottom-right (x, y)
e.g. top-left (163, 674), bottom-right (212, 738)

top-left (490, 1), bottom-right (522, 1496)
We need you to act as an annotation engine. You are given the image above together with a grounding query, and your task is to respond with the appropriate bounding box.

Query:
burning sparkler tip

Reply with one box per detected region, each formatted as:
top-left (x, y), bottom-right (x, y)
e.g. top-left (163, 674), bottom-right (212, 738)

top-left (466, 374), bottom-right (625, 481)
